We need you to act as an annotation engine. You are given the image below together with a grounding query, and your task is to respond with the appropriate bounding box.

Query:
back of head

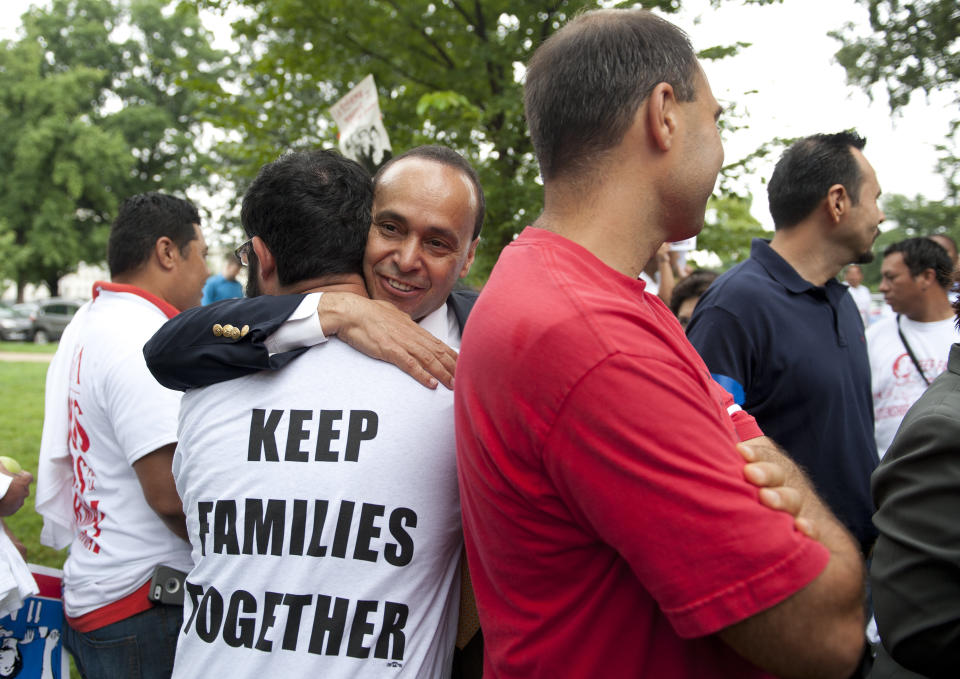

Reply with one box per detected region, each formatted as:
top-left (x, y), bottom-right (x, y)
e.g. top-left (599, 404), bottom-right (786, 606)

top-left (928, 233), bottom-right (958, 265)
top-left (524, 8), bottom-right (698, 182)
top-left (768, 131), bottom-right (867, 229)
top-left (108, 192), bottom-right (200, 278)
top-left (241, 149), bottom-right (373, 286)
top-left (373, 145), bottom-right (485, 239)
top-left (884, 237), bottom-right (954, 290)
top-left (669, 269), bottom-right (718, 316)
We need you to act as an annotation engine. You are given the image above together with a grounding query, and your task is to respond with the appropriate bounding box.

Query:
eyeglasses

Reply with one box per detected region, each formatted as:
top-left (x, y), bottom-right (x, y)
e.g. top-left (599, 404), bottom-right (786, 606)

top-left (234, 238), bottom-right (253, 266)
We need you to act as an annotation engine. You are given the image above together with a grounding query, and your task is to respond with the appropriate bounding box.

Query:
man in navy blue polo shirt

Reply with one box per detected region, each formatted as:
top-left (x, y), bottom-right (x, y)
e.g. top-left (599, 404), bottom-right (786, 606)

top-left (687, 131), bottom-right (884, 556)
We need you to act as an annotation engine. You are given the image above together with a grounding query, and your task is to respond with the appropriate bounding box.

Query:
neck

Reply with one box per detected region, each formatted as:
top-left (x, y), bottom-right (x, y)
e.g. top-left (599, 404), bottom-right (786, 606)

top-left (110, 271), bottom-right (178, 309)
top-left (275, 273), bottom-right (368, 297)
top-left (536, 175), bottom-right (666, 279)
top-left (905, 292), bottom-right (955, 323)
top-left (769, 224), bottom-right (850, 286)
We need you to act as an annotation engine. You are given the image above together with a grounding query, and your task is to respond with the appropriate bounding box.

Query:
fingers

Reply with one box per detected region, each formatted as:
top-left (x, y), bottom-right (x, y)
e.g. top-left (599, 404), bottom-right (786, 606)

top-left (794, 517), bottom-right (819, 540)
top-left (381, 335), bottom-right (457, 390)
top-left (758, 487), bottom-right (802, 515)
top-left (742, 461), bottom-right (785, 488)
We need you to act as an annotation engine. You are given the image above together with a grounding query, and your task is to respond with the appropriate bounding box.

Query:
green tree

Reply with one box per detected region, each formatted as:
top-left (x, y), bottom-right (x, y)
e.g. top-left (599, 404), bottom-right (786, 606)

top-left (858, 193), bottom-right (960, 288)
top-left (0, 0), bottom-right (227, 299)
top-left (201, 0), bottom-right (775, 283)
top-left (832, 0), bottom-right (959, 199)
top-left (0, 39), bottom-right (132, 299)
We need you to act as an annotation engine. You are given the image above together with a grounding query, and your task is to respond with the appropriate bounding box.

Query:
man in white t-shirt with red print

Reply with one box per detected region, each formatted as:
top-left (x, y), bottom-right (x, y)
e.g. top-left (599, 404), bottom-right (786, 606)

top-left (868, 237), bottom-right (960, 458)
top-left (44, 193), bottom-right (209, 679)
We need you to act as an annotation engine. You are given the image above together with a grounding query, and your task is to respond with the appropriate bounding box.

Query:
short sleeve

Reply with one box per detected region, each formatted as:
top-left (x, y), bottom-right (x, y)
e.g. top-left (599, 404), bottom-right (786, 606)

top-left (105, 347), bottom-right (181, 466)
top-left (687, 304), bottom-right (755, 406)
top-left (541, 352), bottom-right (828, 638)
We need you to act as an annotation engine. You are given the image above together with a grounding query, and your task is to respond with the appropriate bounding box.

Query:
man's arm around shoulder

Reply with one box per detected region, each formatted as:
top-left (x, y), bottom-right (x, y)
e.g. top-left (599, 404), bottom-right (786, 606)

top-left (144, 295), bottom-right (308, 390)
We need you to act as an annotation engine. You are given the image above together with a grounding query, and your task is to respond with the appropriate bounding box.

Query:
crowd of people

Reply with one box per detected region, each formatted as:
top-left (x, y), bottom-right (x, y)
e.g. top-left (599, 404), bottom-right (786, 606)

top-left (1, 6), bottom-right (954, 679)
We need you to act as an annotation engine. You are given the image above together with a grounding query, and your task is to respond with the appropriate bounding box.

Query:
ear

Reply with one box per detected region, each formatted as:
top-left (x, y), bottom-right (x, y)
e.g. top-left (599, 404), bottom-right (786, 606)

top-left (647, 82), bottom-right (679, 152)
top-left (153, 236), bottom-right (179, 272)
top-left (251, 236), bottom-right (277, 283)
top-left (917, 268), bottom-right (936, 289)
top-left (459, 238), bottom-right (479, 279)
top-left (825, 184), bottom-right (848, 224)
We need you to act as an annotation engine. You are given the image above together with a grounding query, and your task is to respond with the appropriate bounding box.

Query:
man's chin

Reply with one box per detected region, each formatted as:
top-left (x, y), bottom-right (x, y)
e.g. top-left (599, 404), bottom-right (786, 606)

top-left (854, 249), bottom-right (875, 265)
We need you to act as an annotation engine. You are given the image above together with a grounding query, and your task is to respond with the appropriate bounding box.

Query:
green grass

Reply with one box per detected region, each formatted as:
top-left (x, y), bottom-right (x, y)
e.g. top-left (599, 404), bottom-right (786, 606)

top-left (1, 359), bottom-right (78, 677)
top-left (0, 361), bottom-right (66, 569)
top-left (0, 341), bottom-right (58, 354)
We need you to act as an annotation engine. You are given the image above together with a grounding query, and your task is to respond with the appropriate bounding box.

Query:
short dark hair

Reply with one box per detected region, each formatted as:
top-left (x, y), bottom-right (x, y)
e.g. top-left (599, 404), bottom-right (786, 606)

top-left (241, 149), bottom-right (372, 286)
top-left (107, 192), bottom-right (200, 278)
top-left (373, 145), bottom-right (485, 239)
top-left (524, 9), bottom-right (699, 182)
top-left (669, 269), bottom-right (718, 317)
top-left (768, 131), bottom-right (867, 229)
top-left (883, 237), bottom-right (954, 290)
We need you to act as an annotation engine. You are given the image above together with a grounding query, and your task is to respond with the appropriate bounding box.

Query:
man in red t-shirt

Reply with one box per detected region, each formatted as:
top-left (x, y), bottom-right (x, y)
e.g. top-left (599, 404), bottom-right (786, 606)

top-left (455, 9), bottom-right (866, 679)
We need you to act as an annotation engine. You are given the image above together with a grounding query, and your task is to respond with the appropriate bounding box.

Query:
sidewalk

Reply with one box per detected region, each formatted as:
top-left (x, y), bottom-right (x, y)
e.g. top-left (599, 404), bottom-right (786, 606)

top-left (0, 352), bottom-right (53, 363)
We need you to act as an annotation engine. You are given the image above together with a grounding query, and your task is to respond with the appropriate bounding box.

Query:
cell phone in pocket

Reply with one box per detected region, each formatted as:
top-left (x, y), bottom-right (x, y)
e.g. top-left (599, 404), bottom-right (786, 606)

top-left (147, 565), bottom-right (187, 606)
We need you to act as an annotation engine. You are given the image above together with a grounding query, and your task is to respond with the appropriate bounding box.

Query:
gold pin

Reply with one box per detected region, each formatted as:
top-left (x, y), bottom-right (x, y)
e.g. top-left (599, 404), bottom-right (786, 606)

top-left (241, 325), bottom-right (250, 337)
top-left (212, 324), bottom-right (223, 337)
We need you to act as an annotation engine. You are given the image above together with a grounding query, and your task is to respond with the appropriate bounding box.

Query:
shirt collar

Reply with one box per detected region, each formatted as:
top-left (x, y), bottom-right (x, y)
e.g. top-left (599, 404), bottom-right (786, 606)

top-left (418, 303), bottom-right (460, 350)
top-left (749, 238), bottom-right (815, 294)
top-left (91, 281), bottom-right (180, 319)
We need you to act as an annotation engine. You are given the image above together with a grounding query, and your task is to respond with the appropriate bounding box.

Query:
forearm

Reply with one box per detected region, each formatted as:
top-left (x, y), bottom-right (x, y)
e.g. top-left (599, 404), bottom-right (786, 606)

top-left (656, 256), bottom-right (675, 305)
top-left (727, 437), bottom-right (866, 678)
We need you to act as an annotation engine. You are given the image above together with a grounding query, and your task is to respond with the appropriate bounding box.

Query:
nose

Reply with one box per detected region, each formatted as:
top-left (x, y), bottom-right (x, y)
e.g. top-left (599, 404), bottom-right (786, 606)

top-left (394, 238), bottom-right (421, 272)
top-left (879, 278), bottom-right (889, 293)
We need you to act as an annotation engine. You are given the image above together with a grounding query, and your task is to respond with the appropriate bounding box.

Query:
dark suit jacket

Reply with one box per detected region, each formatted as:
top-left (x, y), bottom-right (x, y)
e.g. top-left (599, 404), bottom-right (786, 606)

top-left (869, 343), bottom-right (960, 679)
top-left (144, 289), bottom-right (478, 391)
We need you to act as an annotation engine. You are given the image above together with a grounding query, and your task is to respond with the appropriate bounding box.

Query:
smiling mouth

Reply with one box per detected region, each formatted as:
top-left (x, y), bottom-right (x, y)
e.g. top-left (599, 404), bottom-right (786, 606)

top-left (382, 275), bottom-right (422, 293)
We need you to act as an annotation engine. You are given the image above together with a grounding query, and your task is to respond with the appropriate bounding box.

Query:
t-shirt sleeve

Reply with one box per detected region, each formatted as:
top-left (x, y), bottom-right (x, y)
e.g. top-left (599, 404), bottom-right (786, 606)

top-left (541, 352), bottom-right (828, 638)
top-left (686, 304), bottom-right (754, 406)
top-left (708, 377), bottom-right (763, 441)
top-left (105, 345), bottom-right (181, 466)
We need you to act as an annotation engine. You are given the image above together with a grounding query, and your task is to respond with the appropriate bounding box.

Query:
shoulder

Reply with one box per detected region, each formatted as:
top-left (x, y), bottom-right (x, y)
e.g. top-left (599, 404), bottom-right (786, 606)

top-left (866, 314), bottom-right (896, 342)
top-left (698, 260), bottom-right (773, 311)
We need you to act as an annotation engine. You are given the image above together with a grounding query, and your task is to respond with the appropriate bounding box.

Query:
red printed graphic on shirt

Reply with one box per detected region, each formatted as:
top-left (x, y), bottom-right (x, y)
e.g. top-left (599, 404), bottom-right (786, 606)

top-left (68, 346), bottom-right (103, 554)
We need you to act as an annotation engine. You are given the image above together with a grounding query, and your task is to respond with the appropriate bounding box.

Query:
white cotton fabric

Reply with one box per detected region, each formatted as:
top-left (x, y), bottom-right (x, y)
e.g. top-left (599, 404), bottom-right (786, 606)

top-left (172, 303), bottom-right (462, 678)
top-left (867, 314), bottom-right (960, 458)
top-left (0, 530), bottom-right (38, 618)
top-left (37, 301), bottom-right (92, 550)
top-left (51, 290), bottom-right (193, 617)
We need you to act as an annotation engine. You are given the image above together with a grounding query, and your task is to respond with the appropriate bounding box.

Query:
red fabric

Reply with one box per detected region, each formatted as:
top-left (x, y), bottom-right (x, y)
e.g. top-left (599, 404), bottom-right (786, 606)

top-left (455, 228), bottom-right (829, 678)
top-left (32, 572), bottom-right (62, 599)
top-left (92, 281), bottom-right (180, 319)
top-left (66, 579), bottom-right (153, 632)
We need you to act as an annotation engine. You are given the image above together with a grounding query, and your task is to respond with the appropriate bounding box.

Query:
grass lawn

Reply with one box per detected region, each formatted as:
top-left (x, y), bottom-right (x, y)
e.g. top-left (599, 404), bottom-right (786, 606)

top-left (0, 360), bottom-right (65, 569)
top-left (1, 358), bottom-right (79, 676)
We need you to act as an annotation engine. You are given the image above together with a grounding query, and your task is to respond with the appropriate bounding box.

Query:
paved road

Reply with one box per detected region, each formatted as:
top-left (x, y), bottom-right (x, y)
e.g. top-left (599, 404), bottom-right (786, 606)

top-left (0, 352), bottom-right (53, 363)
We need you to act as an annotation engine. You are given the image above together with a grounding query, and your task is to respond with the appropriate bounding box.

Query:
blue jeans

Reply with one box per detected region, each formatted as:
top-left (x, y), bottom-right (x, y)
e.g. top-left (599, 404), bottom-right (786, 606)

top-left (64, 605), bottom-right (182, 679)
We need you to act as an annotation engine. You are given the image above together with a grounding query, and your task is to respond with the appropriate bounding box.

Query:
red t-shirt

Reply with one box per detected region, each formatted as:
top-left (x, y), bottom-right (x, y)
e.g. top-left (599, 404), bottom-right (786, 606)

top-left (455, 228), bottom-right (829, 678)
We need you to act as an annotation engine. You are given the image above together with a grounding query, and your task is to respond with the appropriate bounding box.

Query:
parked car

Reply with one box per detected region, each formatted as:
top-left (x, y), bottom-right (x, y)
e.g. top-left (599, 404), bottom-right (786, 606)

top-left (0, 306), bottom-right (32, 341)
top-left (29, 298), bottom-right (83, 343)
